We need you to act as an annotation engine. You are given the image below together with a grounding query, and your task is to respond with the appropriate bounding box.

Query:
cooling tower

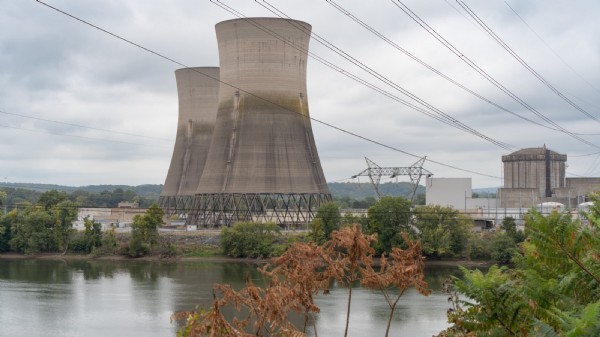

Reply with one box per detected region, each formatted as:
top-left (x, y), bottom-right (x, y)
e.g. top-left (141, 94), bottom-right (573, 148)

top-left (188, 18), bottom-right (331, 227)
top-left (159, 67), bottom-right (220, 213)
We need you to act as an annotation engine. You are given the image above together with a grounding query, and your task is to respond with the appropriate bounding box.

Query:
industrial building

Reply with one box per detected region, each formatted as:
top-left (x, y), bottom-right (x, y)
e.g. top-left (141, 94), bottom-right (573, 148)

top-left (159, 67), bottom-right (220, 214)
top-left (161, 18), bottom-right (331, 227)
top-left (426, 146), bottom-right (600, 227)
top-left (499, 146), bottom-right (600, 208)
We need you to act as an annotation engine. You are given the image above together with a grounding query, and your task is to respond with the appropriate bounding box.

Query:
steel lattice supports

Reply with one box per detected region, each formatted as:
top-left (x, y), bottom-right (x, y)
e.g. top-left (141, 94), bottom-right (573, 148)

top-left (186, 193), bottom-right (332, 228)
top-left (352, 157), bottom-right (433, 201)
top-left (158, 195), bottom-right (195, 217)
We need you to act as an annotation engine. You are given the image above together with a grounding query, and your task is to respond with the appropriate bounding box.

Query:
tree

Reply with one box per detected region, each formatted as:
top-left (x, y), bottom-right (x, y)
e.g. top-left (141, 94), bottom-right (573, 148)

top-left (220, 222), bottom-right (282, 258)
top-left (309, 202), bottom-right (341, 244)
top-left (37, 190), bottom-right (68, 210)
top-left (0, 190), bottom-right (6, 208)
top-left (413, 207), bottom-right (451, 258)
top-left (501, 216), bottom-right (525, 243)
top-left (71, 217), bottom-right (103, 254)
top-left (0, 212), bottom-right (12, 252)
top-left (175, 225), bottom-right (430, 337)
top-left (9, 206), bottom-right (55, 254)
top-left (444, 206), bottom-right (600, 336)
top-left (490, 233), bottom-right (517, 264)
top-left (413, 193), bottom-right (426, 205)
top-left (53, 201), bottom-right (77, 253)
top-left (413, 205), bottom-right (473, 257)
top-left (412, 205), bottom-right (472, 258)
top-left (367, 196), bottom-right (412, 254)
top-left (128, 203), bottom-right (163, 257)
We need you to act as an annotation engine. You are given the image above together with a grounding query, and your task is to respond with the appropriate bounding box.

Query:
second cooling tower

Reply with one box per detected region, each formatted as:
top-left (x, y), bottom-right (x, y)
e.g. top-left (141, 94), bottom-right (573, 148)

top-left (159, 67), bottom-right (219, 212)
top-left (189, 17), bottom-right (331, 226)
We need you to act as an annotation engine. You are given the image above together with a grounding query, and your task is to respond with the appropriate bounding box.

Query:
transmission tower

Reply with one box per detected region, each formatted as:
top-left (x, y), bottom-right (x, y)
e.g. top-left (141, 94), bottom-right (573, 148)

top-left (351, 157), bottom-right (433, 202)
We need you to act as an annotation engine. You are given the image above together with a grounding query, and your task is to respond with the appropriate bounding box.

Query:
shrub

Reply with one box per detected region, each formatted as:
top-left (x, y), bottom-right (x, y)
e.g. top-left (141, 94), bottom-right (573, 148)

top-left (220, 222), bottom-right (282, 258)
top-left (490, 232), bottom-right (518, 264)
top-left (467, 232), bottom-right (492, 260)
top-left (68, 235), bottom-right (89, 253)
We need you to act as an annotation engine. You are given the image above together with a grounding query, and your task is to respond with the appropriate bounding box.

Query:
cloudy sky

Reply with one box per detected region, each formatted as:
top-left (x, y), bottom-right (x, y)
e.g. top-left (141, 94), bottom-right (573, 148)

top-left (1, 0), bottom-right (599, 189)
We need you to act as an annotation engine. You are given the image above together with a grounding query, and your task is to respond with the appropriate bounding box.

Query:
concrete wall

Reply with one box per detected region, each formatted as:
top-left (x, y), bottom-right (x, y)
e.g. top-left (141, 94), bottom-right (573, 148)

top-left (426, 177), bottom-right (498, 211)
top-left (498, 188), bottom-right (540, 208)
top-left (196, 18), bottom-right (329, 195)
top-left (426, 177), bottom-right (472, 210)
top-left (565, 177), bottom-right (600, 197)
top-left (161, 67), bottom-right (220, 198)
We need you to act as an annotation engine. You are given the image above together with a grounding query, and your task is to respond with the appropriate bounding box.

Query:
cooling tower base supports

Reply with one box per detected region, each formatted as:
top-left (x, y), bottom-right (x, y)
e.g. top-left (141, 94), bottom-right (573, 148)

top-left (158, 195), bottom-right (195, 216)
top-left (186, 193), bottom-right (332, 228)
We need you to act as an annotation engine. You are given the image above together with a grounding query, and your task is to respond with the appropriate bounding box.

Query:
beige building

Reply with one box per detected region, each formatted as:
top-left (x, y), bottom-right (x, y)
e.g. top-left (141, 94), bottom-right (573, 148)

top-left (74, 206), bottom-right (147, 231)
top-left (499, 147), bottom-right (600, 208)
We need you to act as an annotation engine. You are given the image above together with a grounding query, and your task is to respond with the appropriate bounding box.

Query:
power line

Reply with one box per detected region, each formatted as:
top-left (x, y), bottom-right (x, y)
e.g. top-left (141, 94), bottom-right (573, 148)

top-left (390, 0), bottom-right (600, 150)
top-left (0, 109), bottom-right (173, 141)
top-left (456, 0), bottom-right (600, 123)
top-left (35, 0), bottom-right (502, 180)
top-left (0, 122), bottom-right (163, 147)
top-left (504, 1), bottom-right (600, 97)
top-left (324, 0), bottom-right (600, 137)
top-left (246, 0), bottom-right (515, 151)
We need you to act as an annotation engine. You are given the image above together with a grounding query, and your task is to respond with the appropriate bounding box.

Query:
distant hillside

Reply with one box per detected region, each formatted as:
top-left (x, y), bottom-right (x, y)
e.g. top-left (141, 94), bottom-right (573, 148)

top-left (2, 182), bottom-right (431, 201)
top-left (473, 187), bottom-right (499, 195)
top-left (0, 183), bottom-right (163, 198)
top-left (328, 182), bottom-right (425, 199)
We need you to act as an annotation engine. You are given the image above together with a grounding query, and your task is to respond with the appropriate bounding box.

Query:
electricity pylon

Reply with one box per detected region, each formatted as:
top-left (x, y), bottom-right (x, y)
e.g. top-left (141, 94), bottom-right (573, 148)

top-left (351, 157), bottom-right (433, 202)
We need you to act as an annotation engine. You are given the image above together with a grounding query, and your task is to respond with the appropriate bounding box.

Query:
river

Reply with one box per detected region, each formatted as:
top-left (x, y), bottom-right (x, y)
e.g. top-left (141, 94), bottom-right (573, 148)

top-left (0, 259), bottom-right (462, 337)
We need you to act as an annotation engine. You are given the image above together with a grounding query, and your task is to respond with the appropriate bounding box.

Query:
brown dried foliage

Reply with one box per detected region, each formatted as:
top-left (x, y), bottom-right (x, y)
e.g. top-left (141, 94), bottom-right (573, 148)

top-left (172, 225), bottom-right (429, 337)
top-left (361, 232), bottom-right (431, 337)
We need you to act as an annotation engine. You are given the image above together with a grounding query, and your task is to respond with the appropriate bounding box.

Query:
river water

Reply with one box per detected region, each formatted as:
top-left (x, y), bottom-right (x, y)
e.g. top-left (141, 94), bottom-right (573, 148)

top-left (0, 259), bottom-right (460, 337)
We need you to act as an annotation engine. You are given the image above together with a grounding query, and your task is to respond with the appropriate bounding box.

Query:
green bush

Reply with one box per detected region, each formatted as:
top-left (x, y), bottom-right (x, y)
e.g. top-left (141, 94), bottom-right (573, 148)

top-left (128, 204), bottom-right (163, 257)
top-left (220, 222), bottom-right (282, 258)
top-left (490, 232), bottom-right (518, 264)
top-left (68, 235), bottom-right (89, 253)
top-left (467, 232), bottom-right (492, 260)
top-left (150, 238), bottom-right (179, 259)
top-left (127, 235), bottom-right (148, 257)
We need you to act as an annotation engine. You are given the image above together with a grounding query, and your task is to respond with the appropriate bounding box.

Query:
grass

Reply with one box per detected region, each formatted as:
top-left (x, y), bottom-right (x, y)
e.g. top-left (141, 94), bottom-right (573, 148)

top-left (180, 245), bottom-right (222, 258)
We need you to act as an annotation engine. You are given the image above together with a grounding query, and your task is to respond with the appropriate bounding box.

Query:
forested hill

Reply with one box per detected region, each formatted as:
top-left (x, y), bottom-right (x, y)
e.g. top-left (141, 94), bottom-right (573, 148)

top-left (1, 182), bottom-right (422, 200)
top-left (0, 183), bottom-right (163, 197)
top-left (327, 182), bottom-right (425, 199)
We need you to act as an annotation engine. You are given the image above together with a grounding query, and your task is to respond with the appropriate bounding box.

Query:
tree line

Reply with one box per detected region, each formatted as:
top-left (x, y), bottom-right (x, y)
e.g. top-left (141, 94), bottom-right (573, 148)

top-left (0, 189), bottom-right (168, 257)
top-left (221, 196), bottom-right (523, 262)
top-left (0, 187), bottom-right (158, 210)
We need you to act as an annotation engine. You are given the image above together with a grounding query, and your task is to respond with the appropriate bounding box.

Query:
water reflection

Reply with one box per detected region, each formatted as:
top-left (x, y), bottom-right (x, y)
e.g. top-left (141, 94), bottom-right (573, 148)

top-left (0, 259), bottom-right (457, 337)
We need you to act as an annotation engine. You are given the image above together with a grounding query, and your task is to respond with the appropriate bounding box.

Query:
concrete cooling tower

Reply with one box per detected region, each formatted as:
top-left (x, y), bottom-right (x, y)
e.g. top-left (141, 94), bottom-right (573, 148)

top-left (188, 17), bottom-right (331, 227)
top-left (159, 67), bottom-right (220, 214)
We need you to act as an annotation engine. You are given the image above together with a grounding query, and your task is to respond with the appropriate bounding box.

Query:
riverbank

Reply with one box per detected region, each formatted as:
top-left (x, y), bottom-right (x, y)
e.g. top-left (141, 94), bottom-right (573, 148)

top-left (0, 229), bottom-right (494, 267)
top-left (0, 251), bottom-right (493, 268)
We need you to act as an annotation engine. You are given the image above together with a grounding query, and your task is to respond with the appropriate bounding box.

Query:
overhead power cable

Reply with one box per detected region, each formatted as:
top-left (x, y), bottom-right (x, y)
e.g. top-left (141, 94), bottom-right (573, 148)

top-left (456, 0), bottom-right (600, 123)
top-left (391, 0), bottom-right (600, 150)
top-left (247, 0), bottom-right (515, 151)
top-left (325, 0), bottom-right (600, 137)
top-left (35, 0), bottom-right (502, 179)
top-left (0, 122), bottom-right (162, 147)
top-left (0, 109), bottom-right (173, 142)
top-left (504, 1), bottom-right (600, 97)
